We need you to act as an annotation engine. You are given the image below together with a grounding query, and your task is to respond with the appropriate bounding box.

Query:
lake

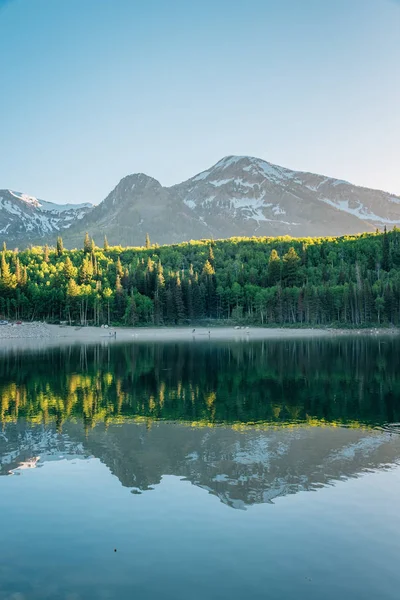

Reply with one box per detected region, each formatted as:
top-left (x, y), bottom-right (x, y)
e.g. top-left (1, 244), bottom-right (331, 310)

top-left (1, 336), bottom-right (400, 599)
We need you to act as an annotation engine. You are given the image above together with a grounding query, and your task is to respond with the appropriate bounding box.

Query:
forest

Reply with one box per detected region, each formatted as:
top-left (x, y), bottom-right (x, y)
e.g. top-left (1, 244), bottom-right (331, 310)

top-left (0, 228), bottom-right (400, 327)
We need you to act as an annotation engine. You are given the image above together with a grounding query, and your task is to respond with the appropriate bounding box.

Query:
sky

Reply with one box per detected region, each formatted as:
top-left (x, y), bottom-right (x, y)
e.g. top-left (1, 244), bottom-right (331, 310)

top-left (0, 0), bottom-right (399, 205)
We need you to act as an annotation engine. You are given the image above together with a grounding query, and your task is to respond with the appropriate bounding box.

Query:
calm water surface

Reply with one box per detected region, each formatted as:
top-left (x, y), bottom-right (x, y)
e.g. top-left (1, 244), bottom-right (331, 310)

top-left (1, 337), bottom-right (400, 599)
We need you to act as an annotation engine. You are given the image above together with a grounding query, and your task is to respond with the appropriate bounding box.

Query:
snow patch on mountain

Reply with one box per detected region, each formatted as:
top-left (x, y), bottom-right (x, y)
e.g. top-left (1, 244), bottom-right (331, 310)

top-left (9, 190), bottom-right (92, 213)
top-left (0, 189), bottom-right (93, 243)
top-left (321, 197), bottom-right (400, 224)
top-left (184, 199), bottom-right (196, 209)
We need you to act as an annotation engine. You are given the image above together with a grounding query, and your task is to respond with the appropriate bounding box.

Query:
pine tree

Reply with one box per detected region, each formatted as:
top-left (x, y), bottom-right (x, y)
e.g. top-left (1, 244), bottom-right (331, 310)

top-left (283, 247), bottom-right (300, 287)
top-left (382, 226), bottom-right (390, 271)
top-left (145, 233), bottom-right (151, 249)
top-left (0, 252), bottom-right (12, 286)
top-left (15, 258), bottom-right (21, 285)
top-left (124, 294), bottom-right (137, 326)
top-left (114, 275), bottom-right (127, 321)
top-left (268, 250), bottom-right (281, 286)
top-left (21, 266), bottom-right (28, 286)
top-left (174, 275), bottom-right (186, 323)
top-left (208, 245), bottom-right (215, 265)
top-left (56, 236), bottom-right (64, 257)
top-left (83, 232), bottom-right (91, 254)
top-left (63, 256), bottom-right (75, 280)
top-left (202, 260), bottom-right (215, 276)
top-left (79, 256), bottom-right (94, 284)
top-left (116, 257), bottom-right (124, 279)
top-left (104, 236), bottom-right (109, 251)
top-left (2, 242), bottom-right (6, 252)
top-left (44, 244), bottom-right (50, 263)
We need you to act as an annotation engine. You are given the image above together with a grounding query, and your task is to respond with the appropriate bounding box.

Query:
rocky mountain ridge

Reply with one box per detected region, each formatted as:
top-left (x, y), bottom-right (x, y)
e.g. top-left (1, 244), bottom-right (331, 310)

top-left (2, 156), bottom-right (400, 247)
top-left (0, 189), bottom-right (92, 247)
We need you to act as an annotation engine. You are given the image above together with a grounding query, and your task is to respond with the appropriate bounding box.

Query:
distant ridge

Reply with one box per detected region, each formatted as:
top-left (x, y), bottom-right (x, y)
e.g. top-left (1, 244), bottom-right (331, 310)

top-left (2, 156), bottom-right (400, 248)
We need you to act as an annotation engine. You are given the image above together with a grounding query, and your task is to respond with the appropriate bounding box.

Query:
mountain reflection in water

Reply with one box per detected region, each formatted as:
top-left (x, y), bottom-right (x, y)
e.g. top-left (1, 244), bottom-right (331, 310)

top-left (1, 337), bottom-right (400, 508)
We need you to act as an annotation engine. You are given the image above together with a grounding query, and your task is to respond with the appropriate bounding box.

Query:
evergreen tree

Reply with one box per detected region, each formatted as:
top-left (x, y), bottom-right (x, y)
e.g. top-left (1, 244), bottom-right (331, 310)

top-left (202, 260), bottom-right (215, 276)
top-left (44, 244), bottom-right (50, 263)
top-left (104, 236), bottom-right (109, 251)
top-left (382, 226), bottom-right (390, 271)
top-left (145, 233), bottom-right (151, 249)
top-left (83, 232), bottom-right (91, 254)
top-left (63, 256), bottom-right (75, 280)
top-left (79, 256), bottom-right (94, 284)
top-left (282, 247), bottom-right (300, 287)
top-left (174, 275), bottom-right (186, 323)
top-left (15, 258), bottom-right (21, 285)
top-left (124, 294), bottom-right (137, 326)
top-left (268, 250), bottom-right (281, 286)
top-left (0, 252), bottom-right (12, 286)
top-left (116, 257), bottom-right (124, 279)
top-left (56, 236), bottom-right (64, 257)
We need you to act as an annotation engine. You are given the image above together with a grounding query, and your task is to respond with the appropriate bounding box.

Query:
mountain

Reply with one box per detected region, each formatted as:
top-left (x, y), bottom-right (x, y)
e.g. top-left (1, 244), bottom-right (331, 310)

top-left (2, 156), bottom-right (400, 248)
top-left (60, 156), bottom-right (400, 247)
top-left (0, 189), bottom-right (93, 247)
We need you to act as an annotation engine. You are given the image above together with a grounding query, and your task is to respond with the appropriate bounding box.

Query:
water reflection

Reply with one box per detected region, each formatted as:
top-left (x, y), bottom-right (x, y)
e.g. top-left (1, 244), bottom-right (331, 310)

top-left (1, 338), bottom-right (400, 508)
top-left (1, 338), bottom-right (400, 429)
top-left (2, 419), bottom-right (399, 509)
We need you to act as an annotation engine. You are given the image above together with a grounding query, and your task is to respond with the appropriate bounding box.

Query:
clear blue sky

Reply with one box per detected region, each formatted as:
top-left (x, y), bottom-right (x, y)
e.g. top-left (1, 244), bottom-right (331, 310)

top-left (0, 0), bottom-right (399, 205)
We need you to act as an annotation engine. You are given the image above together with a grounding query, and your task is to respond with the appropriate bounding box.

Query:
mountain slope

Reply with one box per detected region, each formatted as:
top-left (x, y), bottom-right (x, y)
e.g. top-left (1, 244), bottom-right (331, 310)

top-left (2, 156), bottom-right (400, 248)
top-left (64, 156), bottom-right (400, 247)
top-left (0, 189), bottom-right (93, 246)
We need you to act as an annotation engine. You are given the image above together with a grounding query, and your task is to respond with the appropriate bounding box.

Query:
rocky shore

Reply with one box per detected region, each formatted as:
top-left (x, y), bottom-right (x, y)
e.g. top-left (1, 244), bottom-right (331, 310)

top-left (0, 322), bottom-right (52, 339)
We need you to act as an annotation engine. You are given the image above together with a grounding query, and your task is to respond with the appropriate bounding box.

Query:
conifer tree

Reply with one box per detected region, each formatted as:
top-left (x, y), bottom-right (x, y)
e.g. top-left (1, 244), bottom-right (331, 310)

top-left (63, 256), bottom-right (75, 280)
top-left (15, 258), bottom-right (21, 285)
top-left (283, 247), bottom-right (301, 287)
top-left (56, 236), bottom-right (64, 257)
top-left (268, 250), bottom-right (281, 286)
top-left (83, 232), bottom-right (91, 254)
top-left (202, 260), bottom-right (215, 276)
top-left (0, 252), bottom-right (11, 286)
top-left (382, 226), bottom-right (390, 271)
top-left (145, 233), bottom-right (151, 249)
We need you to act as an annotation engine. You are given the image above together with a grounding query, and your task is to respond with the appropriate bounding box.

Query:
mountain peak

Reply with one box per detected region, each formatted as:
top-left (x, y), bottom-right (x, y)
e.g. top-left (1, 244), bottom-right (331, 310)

top-left (190, 155), bottom-right (294, 185)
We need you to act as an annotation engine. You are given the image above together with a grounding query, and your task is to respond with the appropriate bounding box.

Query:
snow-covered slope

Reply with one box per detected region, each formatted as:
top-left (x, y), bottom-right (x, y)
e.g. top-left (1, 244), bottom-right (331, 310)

top-left (0, 189), bottom-right (93, 246)
top-left (2, 156), bottom-right (400, 247)
top-left (170, 155), bottom-right (400, 238)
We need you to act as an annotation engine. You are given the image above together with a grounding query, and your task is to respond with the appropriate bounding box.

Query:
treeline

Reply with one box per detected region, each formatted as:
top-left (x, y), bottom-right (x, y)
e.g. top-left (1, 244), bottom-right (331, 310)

top-left (1, 229), bottom-right (400, 326)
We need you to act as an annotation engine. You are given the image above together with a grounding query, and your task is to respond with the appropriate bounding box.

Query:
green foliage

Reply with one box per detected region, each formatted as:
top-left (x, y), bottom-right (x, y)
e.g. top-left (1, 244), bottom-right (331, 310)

top-left (1, 231), bottom-right (400, 326)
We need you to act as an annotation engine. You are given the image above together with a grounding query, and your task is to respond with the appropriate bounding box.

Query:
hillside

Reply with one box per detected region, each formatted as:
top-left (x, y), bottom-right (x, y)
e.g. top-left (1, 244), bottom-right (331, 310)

top-left (2, 156), bottom-right (400, 248)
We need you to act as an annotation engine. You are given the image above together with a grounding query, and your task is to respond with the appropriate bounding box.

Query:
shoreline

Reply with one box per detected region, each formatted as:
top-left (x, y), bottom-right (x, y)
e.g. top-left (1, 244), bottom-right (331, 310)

top-left (0, 322), bottom-right (398, 349)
